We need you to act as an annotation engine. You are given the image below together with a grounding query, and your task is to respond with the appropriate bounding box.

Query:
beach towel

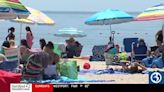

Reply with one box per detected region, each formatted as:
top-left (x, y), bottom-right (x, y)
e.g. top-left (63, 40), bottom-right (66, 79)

top-left (79, 69), bottom-right (148, 75)
top-left (22, 76), bottom-right (115, 83)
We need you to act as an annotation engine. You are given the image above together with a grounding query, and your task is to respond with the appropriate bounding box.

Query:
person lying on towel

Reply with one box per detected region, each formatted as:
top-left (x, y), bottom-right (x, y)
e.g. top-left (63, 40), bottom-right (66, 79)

top-left (120, 61), bottom-right (147, 73)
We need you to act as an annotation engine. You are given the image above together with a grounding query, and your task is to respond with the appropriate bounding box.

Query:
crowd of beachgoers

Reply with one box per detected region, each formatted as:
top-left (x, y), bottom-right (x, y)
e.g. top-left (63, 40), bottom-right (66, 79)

top-left (0, 25), bottom-right (164, 82)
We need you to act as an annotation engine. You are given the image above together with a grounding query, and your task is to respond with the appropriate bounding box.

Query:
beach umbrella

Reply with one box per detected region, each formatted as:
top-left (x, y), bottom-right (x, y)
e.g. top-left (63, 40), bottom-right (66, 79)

top-left (135, 4), bottom-right (164, 21)
top-left (12, 6), bottom-right (55, 25)
top-left (0, 0), bottom-right (30, 19)
top-left (54, 28), bottom-right (86, 38)
top-left (135, 4), bottom-right (164, 41)
top-left (11, 6), bottom-right (55, 40)
top-left (85, 9), bottom-right (133, 41)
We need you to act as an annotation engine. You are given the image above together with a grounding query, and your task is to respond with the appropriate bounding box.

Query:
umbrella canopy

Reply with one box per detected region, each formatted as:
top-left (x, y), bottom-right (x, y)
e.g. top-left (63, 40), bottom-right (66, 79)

top-left (54, 28), bottom-right (86, 37)
top-left (0, 0), bottom-right (30, 19)
top-left (85, 9), bottom-right (133, 25)
top-left (135, 4), bottom-right (164, 21)
top-left (12, 7), bottom-right (55, 25)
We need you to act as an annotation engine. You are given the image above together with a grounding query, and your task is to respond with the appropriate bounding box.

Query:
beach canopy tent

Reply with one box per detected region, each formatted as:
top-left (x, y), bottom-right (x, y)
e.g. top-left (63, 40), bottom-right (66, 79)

top-left (85, 9), bottom-right (133, 42)
top-left (135, 4), bottom-right (164, 41)
top-left (0, 0), bottom-right (30, 19)
top-left (54, 28), bottom-right (86, 38)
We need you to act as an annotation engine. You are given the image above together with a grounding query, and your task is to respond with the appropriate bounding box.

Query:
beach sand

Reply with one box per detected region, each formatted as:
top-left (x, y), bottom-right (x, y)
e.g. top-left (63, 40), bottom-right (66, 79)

top-left (68, 59), bottom-right (149, 84)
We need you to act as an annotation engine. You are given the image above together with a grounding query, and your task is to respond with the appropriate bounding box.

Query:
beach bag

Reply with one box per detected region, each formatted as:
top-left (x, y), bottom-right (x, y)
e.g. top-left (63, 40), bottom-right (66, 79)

top-left (56, 60), bottom-right (78, 79)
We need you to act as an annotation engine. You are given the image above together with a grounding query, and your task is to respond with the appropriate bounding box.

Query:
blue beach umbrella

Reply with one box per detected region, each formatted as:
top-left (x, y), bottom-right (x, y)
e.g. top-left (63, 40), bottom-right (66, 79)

top-left (85, 9), bottom-right (133, 41)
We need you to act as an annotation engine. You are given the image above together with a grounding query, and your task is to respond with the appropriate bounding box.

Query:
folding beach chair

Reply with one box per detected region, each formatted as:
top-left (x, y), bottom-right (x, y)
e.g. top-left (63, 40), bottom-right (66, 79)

top-left (89, 45), bottom-right (106, 61)
top-left (123, 38), bottom-right (138, 52)
top-left (131, 42), bottom-right (148, 62)
top-left (0, 47), bottom-right (19, 71)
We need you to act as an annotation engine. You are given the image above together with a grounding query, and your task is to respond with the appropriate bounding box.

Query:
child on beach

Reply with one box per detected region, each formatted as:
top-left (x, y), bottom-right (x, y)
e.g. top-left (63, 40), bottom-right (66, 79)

top-left (6, 27), bottom-right (15, 41)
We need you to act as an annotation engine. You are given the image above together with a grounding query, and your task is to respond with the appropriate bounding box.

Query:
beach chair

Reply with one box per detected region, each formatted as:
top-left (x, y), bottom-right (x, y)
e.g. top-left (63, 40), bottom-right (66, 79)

top-left (131, 42), bottom-right (148, 61)
top-left (123, 38), bottom-right (138, 52)
top-left (89, 45), bottom-right (106, 61)
top-left (0, 47), bottom-right (19, 71)
top-left (3, 47), bottom-right (19, 61)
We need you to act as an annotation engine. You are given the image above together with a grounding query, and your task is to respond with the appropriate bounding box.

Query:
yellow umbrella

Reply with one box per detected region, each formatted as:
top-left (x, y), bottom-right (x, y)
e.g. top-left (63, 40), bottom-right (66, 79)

top-left (12, 6), bottom-right (55, 25)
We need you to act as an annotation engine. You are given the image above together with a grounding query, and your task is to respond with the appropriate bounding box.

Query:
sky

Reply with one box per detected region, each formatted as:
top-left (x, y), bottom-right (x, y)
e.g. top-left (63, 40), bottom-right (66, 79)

top-left (21, 0), bottom-right (164, 12)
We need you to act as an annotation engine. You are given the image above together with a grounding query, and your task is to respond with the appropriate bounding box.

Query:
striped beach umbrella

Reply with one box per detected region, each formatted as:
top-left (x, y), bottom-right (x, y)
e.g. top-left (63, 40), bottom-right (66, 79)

top-left (12, 7), bottom-right (55, 25)
top-left (135, 4), bottom-right (164, 21)
top-left (0, 0), bottom-right (30, 19)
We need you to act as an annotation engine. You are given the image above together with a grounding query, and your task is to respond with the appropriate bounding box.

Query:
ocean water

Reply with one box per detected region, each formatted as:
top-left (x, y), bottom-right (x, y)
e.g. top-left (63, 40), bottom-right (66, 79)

top-left (0, 12), bottom-right (162, 56)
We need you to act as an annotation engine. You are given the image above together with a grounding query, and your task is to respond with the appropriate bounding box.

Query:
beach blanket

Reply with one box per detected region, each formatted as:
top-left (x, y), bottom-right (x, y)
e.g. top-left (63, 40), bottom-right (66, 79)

top-left (79, 69), bottom-right (148, 75)
top-left (22, 76), bottom-right (115, 83)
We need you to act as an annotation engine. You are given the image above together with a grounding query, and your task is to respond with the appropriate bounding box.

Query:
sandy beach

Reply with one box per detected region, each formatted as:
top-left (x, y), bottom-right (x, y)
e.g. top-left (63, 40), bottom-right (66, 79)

top-left (68, 59), bottom-right (149, 84)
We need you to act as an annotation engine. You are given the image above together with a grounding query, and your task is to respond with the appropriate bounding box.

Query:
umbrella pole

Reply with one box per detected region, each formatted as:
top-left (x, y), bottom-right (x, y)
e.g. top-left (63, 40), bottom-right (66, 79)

top-left (162, 22), bottom-right (164, 43)
top-left (18, 23), bottom-right (23, 66)
top-left (110, 25), bottom-right (114, 43)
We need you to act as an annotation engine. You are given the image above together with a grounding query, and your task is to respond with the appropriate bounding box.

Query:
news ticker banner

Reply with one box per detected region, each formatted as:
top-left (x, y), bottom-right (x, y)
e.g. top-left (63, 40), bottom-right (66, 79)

top-left (10, 84), bottom-right (90, 92)
top-left (10, 71), bottom-right (164, 92)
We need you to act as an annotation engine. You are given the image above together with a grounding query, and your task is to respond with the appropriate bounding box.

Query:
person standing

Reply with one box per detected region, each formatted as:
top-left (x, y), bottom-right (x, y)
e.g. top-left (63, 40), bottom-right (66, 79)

top-left (6, 27), bottom-right (15, 41)
top-left (155, 29), bottom-right (163, 47)
top-left (26, 26), bottom-right (34, 49)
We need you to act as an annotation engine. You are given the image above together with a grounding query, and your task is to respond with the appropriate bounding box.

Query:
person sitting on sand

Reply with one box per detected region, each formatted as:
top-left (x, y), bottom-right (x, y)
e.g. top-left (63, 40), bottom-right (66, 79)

top-left (43, 41), bottom-right (60, 65)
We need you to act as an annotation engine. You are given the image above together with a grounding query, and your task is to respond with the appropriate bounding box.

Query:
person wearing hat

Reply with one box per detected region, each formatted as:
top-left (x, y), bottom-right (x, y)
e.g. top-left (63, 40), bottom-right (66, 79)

top-left (65, 37), bottom-right (77, 58)
top-left (6, 27), bottom-right (15, 41)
